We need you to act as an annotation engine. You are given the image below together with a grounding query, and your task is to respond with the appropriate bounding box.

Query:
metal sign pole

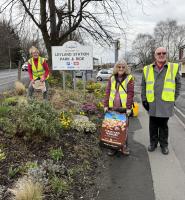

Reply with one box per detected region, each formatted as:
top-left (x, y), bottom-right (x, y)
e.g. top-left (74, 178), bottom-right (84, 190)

top-left (83, 71), bottom-right (86, 96)
top-left (73, 71), bottom-right (76, 90)
top-left (62, 71), bottom-right (65, 91)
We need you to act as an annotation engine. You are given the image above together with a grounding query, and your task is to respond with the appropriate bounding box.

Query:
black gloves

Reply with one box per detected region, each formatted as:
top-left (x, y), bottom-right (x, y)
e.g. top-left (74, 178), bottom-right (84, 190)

top-left (142, 101), bottom-right (149, 111)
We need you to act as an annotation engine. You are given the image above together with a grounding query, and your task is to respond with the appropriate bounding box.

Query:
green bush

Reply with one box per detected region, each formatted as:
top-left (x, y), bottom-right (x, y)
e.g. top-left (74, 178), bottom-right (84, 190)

top-left (1, 100), bottom-right (62, 139)
top-left (48, 75), bottom-right (60, 86)
top-left (0, 117), bottom-right (17, 135)
top-left (76, 79), bottom-right (84, 90)
top-left (49, 148), bottom-right (64, 162)
top-left (86, 81), bottom-right (101, 93)
top-left (2, 97), bottom-right (18, 106)
top-left (0, 106), bottom-right (10, 117)
top-left (65, 73), bottom-right (73, 89)
top-left (50, 176), bottom-right (70, 194)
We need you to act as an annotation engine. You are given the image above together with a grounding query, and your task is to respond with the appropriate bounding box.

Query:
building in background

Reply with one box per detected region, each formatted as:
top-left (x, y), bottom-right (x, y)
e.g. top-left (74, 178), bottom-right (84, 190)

top-left (179, 45), bottom-right (185, 77)
top-left (93, 57), bottom-right (99, 66)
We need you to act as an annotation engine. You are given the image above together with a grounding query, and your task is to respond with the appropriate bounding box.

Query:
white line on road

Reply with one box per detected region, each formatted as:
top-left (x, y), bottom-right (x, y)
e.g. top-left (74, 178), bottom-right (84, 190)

top-left (0, 79), bottom-right (17, 86)
top-left (0, 74), bottom-right (17, 78)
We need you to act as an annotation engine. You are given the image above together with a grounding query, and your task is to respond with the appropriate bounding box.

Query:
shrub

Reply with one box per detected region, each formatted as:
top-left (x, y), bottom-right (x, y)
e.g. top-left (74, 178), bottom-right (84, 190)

top-left (10, 177), bottom-right (43, 200)
top-left (48, 75), bottom-right (60, 86)
top-left (71, 118), bottom-right (96, 133)
top-left (1, 100), bottom-right (61, 139)
top-left (65, 73), bottom-right (73, 89)
top-left (49, 148), bottom-right (64, 162)
top-left (0, 106), bottom-right (10, 117)
top-left (0, 117), bottom-right (17, 136)
top-left (50, 176), bottom-right (70, 194)
top-left (51, 92), bottom-right (62, 110)
top-left (0, 148), bottom-right (6, 161)
top-left (17, 96), bottom-right (28, 106)
top-left (86, 81), bottom-right (101, 93)
top-left (60, 111), bottom-right (72, 130)
top-left (81, 103), bottom-right (97, 114)
top-left (76, 79), bottom-right (84, 90)
top-left (2, 97), bottom-right (17, 106)
top-left (14, 81), bottom-right (26, 95)
top-left (8, 166), bottom-right (21, 178)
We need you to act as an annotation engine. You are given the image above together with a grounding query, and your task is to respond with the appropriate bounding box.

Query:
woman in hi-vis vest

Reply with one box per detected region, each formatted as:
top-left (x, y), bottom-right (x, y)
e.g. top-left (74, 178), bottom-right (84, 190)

top-left (104, 59), bottom-right (134, 156)
top-left (27, 46), bottom-right (49, 99)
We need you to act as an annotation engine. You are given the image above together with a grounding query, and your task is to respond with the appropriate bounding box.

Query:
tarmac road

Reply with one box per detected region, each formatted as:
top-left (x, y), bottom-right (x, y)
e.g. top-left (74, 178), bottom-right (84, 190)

top-left (0, 69), bottom-right (29, 93)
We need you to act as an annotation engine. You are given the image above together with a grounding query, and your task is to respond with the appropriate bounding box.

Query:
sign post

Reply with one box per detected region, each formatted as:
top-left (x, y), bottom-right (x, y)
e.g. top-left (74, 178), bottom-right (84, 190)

top-left (52, 41), bottom-right (93, 91)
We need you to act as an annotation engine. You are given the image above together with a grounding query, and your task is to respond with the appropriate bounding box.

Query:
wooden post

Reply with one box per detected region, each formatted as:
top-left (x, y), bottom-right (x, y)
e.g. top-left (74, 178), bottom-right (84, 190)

top-left (18, 61), bottom-right (21, 81)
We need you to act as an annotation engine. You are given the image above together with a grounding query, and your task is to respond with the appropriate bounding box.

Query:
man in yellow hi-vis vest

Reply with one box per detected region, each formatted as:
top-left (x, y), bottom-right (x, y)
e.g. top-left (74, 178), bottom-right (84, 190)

top-left (27, 46), bottom-right (49, 99)
top-left (141, 47), bottom-right (181, 155)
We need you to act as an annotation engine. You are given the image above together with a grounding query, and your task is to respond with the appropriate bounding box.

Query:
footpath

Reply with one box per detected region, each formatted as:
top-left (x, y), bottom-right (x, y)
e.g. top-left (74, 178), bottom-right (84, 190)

top-left (97, 94), bottom-right (185, 200)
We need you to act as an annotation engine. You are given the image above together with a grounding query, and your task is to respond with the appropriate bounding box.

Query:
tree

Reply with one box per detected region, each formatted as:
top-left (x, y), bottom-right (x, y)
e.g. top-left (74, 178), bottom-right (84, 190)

top-left (154, 19), bottom-right (185, 61)
top-left (0, 19), bottom-right (21, 69)
top-left (0, 0), bottom-right (128, 66)
top-left (132, 34), bottom-right (155, 67)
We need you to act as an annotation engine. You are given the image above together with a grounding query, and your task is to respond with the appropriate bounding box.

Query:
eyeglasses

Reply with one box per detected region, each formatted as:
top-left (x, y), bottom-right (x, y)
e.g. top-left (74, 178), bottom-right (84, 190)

top-left (156, 52), bottom-right (166, 56)
top-left (118, 66), bottom-right (125, 69)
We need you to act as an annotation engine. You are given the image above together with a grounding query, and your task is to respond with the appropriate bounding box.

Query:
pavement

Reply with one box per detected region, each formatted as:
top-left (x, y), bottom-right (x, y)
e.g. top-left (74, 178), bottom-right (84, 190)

top-left (96, 73), bottom-right (185, 200)
top-left (97, 106), bottom-right (185, 200)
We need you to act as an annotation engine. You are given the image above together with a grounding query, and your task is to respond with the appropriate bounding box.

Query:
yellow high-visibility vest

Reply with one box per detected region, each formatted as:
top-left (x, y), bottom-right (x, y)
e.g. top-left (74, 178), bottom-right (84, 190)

top-left (109, 75), bottom-right (132, 108)
top-left (143, 62), bottom-right (178, 102)
top-left (28, 56), bottom-right (49, 80)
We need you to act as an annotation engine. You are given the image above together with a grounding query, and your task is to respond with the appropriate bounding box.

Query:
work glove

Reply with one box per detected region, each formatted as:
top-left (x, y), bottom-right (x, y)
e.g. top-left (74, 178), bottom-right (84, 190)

top-left (142, 101), bottom-right (149, 111)
top-left (40, 77), bottom-right (45, 82)
top-left (104, 107), bottom-right (108, 113)
top-left (126, 109), bottom-right (132, 116)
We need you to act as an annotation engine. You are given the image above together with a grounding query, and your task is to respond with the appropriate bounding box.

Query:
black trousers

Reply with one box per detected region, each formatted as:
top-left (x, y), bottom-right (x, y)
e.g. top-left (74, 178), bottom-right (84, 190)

top-left (149, 116), bottom-right (169, 148)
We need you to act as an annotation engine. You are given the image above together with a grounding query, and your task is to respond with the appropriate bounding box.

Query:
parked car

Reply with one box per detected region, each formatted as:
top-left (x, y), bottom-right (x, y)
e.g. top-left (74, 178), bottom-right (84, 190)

top-left (96, 68), bottom-right (113, 81)
top-left (75, 71), bottom-right (83, 78)
top-left (22, 62), bottom-right (28, 71)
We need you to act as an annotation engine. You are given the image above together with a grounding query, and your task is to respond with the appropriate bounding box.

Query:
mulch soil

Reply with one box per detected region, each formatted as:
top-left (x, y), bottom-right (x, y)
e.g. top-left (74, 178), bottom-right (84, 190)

top-left (0, 128), bottom-right (103, 200)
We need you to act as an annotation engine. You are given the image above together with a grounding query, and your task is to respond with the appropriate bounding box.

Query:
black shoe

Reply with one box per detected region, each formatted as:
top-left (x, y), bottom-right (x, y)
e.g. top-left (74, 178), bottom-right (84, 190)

top-left (107, 149), bottom-right (117, 156)
top-left (148, 144), bottom-right (157, 152)
top-left (161, 147), bottom-right (169, 155)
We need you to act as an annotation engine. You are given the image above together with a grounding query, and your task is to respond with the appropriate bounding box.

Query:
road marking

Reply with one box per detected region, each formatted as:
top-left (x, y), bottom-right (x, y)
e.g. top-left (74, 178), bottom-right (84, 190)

top-left (0, 74), bottom-right (17, 78)
top-left (0, 79), bottom-right (17, 86)
top-left (174, 107), bottom-right (185, 128)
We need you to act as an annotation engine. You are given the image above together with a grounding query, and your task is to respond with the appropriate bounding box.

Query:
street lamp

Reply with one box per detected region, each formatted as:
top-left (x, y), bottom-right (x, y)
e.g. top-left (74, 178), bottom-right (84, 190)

top-left (8, 46), bottom-right (12, 71)
top-left (114, 38), bottom-right (120, 63)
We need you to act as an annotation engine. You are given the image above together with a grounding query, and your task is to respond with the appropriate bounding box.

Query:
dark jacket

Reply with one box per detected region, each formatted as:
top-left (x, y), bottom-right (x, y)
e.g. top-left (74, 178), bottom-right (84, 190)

top-left (141, 63), bottom-right (181, 117)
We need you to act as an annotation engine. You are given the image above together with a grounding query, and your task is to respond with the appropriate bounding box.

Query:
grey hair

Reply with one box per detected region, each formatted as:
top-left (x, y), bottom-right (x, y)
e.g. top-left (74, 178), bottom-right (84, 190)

top-left (29, 46), bottom-right (40, 55)
top-left (113, 58), bottom-right (130, 75)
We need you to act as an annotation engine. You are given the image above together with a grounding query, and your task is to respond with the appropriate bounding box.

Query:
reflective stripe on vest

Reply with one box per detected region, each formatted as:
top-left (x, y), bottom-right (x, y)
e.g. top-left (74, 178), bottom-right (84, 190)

top-left (28, 56), bottom-right (49, 80)
top-left (143, 62), bottom-right (178, 102)
top-left (108, 74), bottom-right (132, 108)
top-left (162, 62), bottom-right (178, 101)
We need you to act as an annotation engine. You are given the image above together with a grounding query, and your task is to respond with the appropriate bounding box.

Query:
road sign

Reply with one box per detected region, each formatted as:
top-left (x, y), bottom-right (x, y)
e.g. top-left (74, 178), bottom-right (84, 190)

top-left (52, 41), bottom-right (93, 70)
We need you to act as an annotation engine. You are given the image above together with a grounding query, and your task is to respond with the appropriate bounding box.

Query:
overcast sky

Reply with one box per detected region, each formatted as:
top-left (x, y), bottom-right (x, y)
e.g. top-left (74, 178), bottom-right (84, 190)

top-left (94, 0), bottom-right (185, 64)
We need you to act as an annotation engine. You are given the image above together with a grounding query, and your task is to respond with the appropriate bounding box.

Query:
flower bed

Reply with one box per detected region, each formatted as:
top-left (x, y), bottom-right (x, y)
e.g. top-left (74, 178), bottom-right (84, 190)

top-left (0, 84), bottom-right (105, 199)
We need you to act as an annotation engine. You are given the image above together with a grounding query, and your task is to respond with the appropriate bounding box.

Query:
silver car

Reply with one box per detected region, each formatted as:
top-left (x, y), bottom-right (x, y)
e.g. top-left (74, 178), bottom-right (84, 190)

top-left (96, 68), bottom-right (113, 81)
top-left (22, 62), bottom-right (28, 71)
